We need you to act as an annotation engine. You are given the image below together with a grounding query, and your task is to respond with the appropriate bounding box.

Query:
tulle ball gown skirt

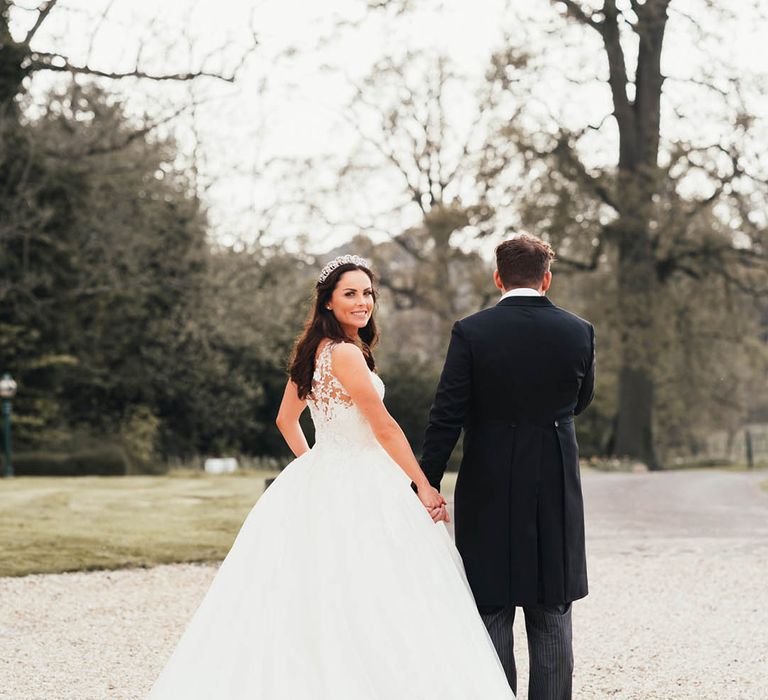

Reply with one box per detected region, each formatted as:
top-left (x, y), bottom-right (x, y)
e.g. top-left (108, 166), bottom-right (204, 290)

top-left (146, 440), bottom-right (515, 699)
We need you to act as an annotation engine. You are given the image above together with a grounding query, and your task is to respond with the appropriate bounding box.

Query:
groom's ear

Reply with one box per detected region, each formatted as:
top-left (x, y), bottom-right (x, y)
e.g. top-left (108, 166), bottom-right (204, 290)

top-left (493, 269), bottom-right (505, 292)
top-left (541, 269), bottom-right (552, 293)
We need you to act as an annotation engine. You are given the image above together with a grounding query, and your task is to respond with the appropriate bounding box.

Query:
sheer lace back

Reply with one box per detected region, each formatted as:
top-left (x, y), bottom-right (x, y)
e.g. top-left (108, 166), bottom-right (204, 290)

top-left (307, 340), bottom-right (384, 450)
top-left (308, 341), bottom-right (355, 419)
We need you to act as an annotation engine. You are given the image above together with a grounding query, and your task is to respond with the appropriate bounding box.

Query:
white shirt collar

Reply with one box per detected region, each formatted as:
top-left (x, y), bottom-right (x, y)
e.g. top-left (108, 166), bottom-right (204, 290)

top-left (500, 287), bottom-right (542, 300)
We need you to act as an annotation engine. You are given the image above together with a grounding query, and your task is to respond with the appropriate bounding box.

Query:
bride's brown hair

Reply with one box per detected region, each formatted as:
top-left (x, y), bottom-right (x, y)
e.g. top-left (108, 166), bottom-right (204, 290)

top-left (288, 261), bottom-right (379, 400)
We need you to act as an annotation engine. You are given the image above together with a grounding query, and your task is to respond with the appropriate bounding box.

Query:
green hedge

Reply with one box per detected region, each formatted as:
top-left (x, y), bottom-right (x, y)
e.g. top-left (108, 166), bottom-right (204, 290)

top-left (12, 445), bottom-right (131, 476)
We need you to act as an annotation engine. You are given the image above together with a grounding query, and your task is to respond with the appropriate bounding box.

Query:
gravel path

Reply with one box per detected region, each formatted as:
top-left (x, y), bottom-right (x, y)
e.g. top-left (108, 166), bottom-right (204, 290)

top-left (1, 469), bottom-right (767, 700)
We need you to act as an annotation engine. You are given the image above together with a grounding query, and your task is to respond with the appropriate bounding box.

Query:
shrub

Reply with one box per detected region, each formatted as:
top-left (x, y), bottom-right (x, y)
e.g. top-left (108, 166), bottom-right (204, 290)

top-left (13, 445), bottom-right (131, 476)
top-left (119, 406), bottom-right (165, 474)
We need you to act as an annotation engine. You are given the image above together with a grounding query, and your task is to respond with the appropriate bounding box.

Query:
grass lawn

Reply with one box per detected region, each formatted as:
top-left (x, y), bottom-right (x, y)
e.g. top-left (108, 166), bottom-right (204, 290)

top-left (0, 471), bottom-right (279, 577)
top-left (719, 463), bottom-right (768, 472)
top-left (0, 470), bottom-right (460, 577)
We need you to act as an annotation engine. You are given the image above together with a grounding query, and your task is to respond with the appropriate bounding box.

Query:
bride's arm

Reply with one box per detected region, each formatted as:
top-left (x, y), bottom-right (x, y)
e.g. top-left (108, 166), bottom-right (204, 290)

top-left (331, 344), bottom-right (446, 512)
top-left (275, 380), bottom-right (310, 458)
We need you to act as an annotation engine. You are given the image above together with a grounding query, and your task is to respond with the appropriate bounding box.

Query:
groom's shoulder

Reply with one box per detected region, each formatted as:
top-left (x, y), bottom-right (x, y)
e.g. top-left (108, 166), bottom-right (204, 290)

top-left (548, 305), bottom-right (595, 342)
top-left (457, 302), bottom-right (593, 333)
top-left (453, 306), bottom-right (507, 339)
top-left (554, 304), bottom-right (593, 330)
top-left (455, 306), bottom-right (498, 330)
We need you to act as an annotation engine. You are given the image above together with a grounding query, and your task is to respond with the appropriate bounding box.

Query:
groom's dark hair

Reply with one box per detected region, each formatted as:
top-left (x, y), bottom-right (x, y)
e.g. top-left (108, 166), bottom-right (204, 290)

top-left (495, 234), bottom-right (555, 289)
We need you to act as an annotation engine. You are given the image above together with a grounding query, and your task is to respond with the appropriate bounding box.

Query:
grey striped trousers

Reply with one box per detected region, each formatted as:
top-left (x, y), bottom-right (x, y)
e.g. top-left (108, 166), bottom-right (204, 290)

top-left (480, 603), bottom-right (573, 700)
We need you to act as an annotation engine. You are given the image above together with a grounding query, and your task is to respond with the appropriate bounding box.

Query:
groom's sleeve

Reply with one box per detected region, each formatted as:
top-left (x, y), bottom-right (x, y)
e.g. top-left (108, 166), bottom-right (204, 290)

top-left (419, 321), bottom-right (472, 491)
top-left (574, 323), bottom-right (596, 416)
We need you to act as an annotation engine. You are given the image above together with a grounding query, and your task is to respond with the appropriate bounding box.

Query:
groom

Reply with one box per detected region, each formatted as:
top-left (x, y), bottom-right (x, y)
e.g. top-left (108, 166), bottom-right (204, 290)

top-left (420, 234), bottom-right (595, 700)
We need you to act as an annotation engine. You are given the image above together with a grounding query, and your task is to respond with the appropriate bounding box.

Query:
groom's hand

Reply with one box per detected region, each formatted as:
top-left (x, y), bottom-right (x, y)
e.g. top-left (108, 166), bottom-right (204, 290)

top-left (429, 504), bottom-right (450, 523)
top-left (416, 483), bottom-right (449, 522)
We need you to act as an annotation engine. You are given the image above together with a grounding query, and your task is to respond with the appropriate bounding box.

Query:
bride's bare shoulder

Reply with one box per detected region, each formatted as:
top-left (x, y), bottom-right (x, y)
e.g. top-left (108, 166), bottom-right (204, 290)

top-left (329, 341), bottom-right (365, 367)
top-left (315, 338), bottom-right (342, 358)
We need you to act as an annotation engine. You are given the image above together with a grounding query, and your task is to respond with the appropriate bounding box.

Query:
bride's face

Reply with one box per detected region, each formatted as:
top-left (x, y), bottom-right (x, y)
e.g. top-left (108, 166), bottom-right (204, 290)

top-left (327, 270), bottom-right (374, 334)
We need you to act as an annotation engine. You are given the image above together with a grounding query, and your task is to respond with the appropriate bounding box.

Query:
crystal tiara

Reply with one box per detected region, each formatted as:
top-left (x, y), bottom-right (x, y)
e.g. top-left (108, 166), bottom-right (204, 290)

top-left (318, 255), bottom-right (370, 283)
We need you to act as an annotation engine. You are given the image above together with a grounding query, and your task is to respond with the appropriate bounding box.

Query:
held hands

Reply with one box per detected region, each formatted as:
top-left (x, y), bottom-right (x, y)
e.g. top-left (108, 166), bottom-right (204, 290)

top-left (428, 504), bottom-right (450, 523)
top-left (417, 483), bottom-right (450, 524)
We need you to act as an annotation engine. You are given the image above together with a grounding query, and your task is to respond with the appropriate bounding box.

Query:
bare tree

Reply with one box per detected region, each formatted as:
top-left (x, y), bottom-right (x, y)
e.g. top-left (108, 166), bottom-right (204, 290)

top-left (1, 0), bottom-right (259, 291)
top-left (482, 0), bottom-right (768, 467)
top-left (0, 0), bottom-right (256, 113)
top-left (325, 50), bottom-right (524, 337)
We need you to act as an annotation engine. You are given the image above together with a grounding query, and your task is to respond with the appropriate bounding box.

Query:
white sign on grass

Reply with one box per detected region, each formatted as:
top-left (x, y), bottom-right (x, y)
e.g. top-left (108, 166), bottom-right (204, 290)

top-left (204, 458), bottom-right (239, 474)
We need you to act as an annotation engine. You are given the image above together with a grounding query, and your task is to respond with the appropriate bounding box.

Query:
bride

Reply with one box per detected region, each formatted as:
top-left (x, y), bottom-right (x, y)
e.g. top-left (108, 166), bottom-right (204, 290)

top-left (146, 255), bottom-right (515, 699)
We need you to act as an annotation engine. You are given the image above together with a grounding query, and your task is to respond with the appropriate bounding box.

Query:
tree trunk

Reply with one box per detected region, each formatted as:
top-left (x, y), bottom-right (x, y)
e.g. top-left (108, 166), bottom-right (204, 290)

top-left (424, 204), bottom-right (466, 339)
top-left (614, 215), bottom-right (659, 467)
top-left (608, 0), bottom-right (669, 468)
top-left (0, 7), bottom-right (27, 114)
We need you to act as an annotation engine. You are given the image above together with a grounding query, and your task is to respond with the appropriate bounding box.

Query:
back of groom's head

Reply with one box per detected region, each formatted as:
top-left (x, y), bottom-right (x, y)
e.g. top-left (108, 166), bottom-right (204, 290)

top-left (495, 234), bottom-right (555, 290)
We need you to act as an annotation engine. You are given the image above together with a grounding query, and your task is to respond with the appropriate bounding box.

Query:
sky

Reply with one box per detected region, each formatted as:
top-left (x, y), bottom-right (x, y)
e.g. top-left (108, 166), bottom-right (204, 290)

top-left (10, 0), bottom-right (768, 255)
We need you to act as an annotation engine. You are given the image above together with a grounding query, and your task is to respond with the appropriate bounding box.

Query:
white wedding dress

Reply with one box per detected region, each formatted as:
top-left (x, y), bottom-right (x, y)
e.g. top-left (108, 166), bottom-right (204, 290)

top-left (147, 341), bottom-right (515, 699)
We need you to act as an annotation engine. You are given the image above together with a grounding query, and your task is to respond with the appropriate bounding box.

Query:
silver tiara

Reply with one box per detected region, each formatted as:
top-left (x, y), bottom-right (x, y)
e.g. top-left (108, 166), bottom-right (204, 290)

top-left (318, 254), bottom-right (370, 283)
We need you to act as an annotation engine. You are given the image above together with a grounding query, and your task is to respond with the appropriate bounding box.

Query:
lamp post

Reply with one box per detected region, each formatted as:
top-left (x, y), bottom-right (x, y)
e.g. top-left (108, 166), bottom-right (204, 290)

top-left (0, 373), bottom-right (17, 478)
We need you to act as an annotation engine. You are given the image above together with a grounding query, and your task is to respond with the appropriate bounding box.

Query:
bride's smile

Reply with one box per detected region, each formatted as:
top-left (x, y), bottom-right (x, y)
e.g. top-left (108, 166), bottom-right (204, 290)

top-left (325, 269), bottom-right (375, 336)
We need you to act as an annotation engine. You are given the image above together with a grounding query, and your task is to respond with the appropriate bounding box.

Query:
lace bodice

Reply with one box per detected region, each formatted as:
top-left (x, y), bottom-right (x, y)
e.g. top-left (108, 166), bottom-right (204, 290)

top-left (307, 341), bottom-right (385, 450)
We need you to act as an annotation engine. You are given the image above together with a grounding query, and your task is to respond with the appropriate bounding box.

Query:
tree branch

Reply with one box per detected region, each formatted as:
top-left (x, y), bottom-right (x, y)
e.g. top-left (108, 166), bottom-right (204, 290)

top-left (391, 230), bottom-right (428, 263)
top-left (553, 0), bottom-right (602, 31)
top-left (375, 273), bottom-right (426, 310)
top-left (601, 0), bottom-right (635, 147)
top-left (552, 133), bottom-right (619, 212)
top-left (28, 51), bottom-right (240, 83)
top-left (342, 78), bottom-right (428, 214)
top-left (554, 235), bottom-right (605, 272)
top-left (23, 0), bottom-right (58, 45)
top-left (85, 1), bottom-right (115, 64)
top-left (664, 74), bottom-right (731, 99)
top-left (43, 99), bottom-right (213, 159)
top-left (658, 241), bottom-right (767, 286)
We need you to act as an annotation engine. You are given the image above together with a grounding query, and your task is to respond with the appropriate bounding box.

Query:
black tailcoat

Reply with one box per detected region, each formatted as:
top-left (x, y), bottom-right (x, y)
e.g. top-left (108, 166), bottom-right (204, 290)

top-left (420, 295), bottom-right (595, 607)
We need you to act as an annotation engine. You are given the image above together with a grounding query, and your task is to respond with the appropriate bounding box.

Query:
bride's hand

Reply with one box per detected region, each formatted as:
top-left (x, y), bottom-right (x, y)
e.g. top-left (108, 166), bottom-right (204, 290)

top-left (417, 483), bottom-right (446, 511)
top-left (428, 504), bottom-right (450, 523)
